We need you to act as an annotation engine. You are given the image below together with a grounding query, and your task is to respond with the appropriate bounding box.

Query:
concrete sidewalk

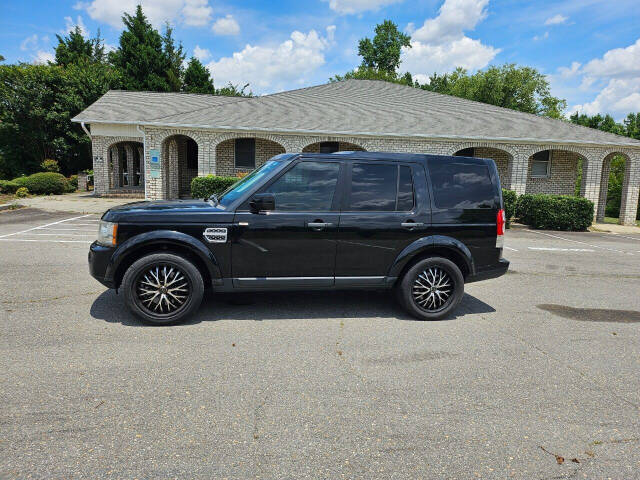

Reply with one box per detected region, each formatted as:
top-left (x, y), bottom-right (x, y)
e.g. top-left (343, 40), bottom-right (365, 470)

top-left (590, 222), bottom-right (640, 234)
top-left (14, 192), bottom-right (141, 214)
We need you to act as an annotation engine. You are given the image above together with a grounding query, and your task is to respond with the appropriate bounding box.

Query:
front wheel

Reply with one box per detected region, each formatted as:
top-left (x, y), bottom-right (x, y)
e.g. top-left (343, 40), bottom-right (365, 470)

top-left (397, 257), bottom-right (464, 321)
top-left (122, 253), bottom-right (204, 325)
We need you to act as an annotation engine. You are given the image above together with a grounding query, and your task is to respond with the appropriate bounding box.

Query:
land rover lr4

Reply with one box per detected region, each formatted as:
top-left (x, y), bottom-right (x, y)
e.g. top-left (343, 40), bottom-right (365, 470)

top-left (89, 152), bottom-right (509, 325)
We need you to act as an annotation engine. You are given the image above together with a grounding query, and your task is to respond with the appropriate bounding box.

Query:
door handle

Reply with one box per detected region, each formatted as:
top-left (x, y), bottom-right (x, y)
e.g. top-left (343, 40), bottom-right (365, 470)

top-left (401, 222), bottom-right (424, 229)
top-left (308, 222), bottom-right (332, 229)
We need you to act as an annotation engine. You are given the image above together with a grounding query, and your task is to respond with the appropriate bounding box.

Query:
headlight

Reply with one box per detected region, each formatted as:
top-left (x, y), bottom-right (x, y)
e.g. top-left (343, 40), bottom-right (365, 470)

top-left (97, 220), bottom-right (118, 247)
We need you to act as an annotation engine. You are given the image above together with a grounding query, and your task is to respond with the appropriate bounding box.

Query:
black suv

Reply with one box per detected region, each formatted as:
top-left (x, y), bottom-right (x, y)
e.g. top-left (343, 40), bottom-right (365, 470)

top-left (89, 152), bottom-right (509, 325)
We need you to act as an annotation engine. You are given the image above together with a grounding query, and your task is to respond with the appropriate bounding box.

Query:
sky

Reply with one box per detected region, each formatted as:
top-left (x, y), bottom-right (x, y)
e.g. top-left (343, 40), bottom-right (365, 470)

top-left (1, 0), bottom-right (639, 120)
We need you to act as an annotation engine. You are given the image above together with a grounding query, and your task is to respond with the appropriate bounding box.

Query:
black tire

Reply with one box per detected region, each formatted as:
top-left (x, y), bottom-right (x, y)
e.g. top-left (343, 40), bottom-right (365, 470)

top-left (122, 253), bottom-right (204, 325)
top-left (397, 257), bottom-right (464, 321)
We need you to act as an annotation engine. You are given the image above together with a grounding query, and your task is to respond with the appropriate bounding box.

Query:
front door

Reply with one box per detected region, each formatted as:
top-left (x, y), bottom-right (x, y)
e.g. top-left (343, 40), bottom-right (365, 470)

top-left (232, 160), bottom-right (343, 287)
top-left (335, 161), bottom-right (430, 282)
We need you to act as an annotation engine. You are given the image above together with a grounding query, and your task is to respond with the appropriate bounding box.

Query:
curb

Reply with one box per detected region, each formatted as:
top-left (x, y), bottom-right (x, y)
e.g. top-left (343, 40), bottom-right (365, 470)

top-left (0, 203), bottom-right (17, 211)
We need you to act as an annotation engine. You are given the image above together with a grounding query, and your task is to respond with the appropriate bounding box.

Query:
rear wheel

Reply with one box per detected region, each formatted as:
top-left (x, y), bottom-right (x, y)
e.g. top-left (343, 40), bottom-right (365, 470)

top-left (397, 257), bottom-right (464, 320)
top-left (122, 253), bottom-right (204, 325)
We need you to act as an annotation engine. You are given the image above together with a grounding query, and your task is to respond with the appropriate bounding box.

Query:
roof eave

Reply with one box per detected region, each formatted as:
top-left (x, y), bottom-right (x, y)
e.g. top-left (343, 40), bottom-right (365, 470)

top-left (72, 118), bottom-right (640, 150)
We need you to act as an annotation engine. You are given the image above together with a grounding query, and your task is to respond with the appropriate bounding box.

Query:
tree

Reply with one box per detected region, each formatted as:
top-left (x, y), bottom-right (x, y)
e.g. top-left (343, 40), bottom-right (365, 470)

top-left (0, 55), bottom-right (5, 62)
top-left (330, 67), bottom-right (413, 86)
top-left (109, 5), bottom-right (171, 91)
top-left (55, 26), bottom-right (105, 66)
top-left (162, 23), bottom-right (185, 92)
top-left (421, 65), bottom-right (567, 117)
top-left (182, 57), bottom-right (215, 94)
top-left (358, 20), bottom-right (411, 74)
top-left (0, 62), bottom-right (121, 178)
top-left (216, 82), bottom-right (252, 97)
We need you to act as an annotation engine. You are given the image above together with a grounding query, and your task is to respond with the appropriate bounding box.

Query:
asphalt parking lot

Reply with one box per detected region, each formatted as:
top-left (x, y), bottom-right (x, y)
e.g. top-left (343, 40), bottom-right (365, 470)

top-left (1, 208), bottom-right (639, 479)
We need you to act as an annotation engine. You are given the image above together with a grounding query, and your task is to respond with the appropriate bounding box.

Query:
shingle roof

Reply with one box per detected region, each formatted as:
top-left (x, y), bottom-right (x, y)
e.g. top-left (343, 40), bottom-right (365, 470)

top-left (72, 80), bottom-right (640, 148)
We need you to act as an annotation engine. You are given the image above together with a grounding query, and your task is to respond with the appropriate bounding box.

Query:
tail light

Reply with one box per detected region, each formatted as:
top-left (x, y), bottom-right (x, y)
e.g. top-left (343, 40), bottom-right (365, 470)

top-left (496, 209), bottom-right (505, 248)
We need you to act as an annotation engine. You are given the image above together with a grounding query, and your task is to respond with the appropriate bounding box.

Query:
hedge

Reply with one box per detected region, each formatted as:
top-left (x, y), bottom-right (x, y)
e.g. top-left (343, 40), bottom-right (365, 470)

top-left (12, 172), bottom-right (70, 195)
top-left (515, 194), bottom-right (594, 231)
top-left (0, 180), bottom-right (20, 194)
top-left (502, 189), bottom-right (517, 229)
top-left (191, 175), bottom-right (239, 199)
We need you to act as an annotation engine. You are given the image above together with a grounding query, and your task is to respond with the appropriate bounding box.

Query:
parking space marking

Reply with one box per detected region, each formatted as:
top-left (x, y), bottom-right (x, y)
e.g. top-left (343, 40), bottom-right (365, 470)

top-left (611, 234), bottom-right (640, 242)
top-left (19, 233), bottom-right (96, 237)
top-left (504, 246), bottom-right (518, 251)
top-left (0, 214), bottom-right (94, 238)
top-left (526, 229), bottom-right (634, 255)
top-left (528, 247), bottom-right (595, 252)
top-left (0, 238), bottom-right (92, 244)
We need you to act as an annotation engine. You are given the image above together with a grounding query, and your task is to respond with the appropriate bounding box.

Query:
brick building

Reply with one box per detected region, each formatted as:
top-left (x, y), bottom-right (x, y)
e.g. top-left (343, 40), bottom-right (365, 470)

top-left (72, 80), bottom-right (640, 224)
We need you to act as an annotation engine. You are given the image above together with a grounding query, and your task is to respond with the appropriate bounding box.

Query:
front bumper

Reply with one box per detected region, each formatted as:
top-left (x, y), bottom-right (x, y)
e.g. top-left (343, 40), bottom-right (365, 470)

top-left (466, 258), bottom-right (509, 283)
top-left (88, 241), bottom-right (116, 288)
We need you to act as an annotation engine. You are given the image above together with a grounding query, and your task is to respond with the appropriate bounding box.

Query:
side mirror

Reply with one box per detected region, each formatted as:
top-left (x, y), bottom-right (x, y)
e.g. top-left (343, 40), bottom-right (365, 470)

top-left (249, 193), bottom-right (275, 213)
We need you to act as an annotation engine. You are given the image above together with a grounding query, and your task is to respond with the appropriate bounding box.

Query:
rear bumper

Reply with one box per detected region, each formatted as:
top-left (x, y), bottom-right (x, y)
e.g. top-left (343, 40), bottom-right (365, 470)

top-left (466, 258), bottom-right (509, 283)
top-left (88, 242), bottom-right (116, 288)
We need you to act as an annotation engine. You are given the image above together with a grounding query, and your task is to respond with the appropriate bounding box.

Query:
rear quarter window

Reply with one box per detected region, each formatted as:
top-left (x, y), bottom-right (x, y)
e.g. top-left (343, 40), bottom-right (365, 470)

top-left (428, 159), bottom-right (495, 209)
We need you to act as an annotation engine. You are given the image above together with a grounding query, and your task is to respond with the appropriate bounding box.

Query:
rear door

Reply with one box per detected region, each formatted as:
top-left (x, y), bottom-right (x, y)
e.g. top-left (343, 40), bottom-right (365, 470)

top-left (335, 161), bottom-right (430, 282)
top-left (426, 156), bottom-right (500, 268)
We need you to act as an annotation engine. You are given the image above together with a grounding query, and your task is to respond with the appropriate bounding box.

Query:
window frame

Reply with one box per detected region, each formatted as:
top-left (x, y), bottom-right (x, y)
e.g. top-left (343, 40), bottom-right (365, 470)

top-left (530, 150), bottom-right (551, 178)
top-left (256, 159), bottom-right (344, 212)
top-left (343, 161), bottom-right (416, 213)
top-left (235, 138), bottom-right (256, 169)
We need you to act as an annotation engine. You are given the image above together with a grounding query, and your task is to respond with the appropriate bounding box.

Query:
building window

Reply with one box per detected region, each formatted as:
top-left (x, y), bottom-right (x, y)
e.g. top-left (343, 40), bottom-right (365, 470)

top-left (531, 150), bottom-right (551, 178)
top-left (186, 138), bottom-right (198, 170)
top-left (455, 147), bottom-right (475, 157)
top-left (319, 141), bottom-right (339, 153)
top-left (235, 138), bottom-right (255, 168)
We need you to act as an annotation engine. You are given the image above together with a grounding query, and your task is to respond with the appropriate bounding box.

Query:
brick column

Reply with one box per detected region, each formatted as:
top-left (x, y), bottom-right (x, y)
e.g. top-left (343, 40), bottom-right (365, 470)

top-left (92, 142), bottom-right (108, 196)
top-left (619, 153), bottom-right (640, 225)
top-left (509, 153), bottom-right (529, 195)
top-left (137, 146), bottom-right (144, 187)
top-left (167, 139), bottom-right (179, 200)
top-left (580, 154), bottom-right (604, 221)
top-left (596, 158), bottom-right (612, 222)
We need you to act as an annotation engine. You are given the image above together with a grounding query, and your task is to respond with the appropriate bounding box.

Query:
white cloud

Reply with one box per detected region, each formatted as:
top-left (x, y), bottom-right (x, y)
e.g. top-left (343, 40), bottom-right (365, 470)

top-left (571, 78), bottom-right (640, 116)
top-left (400, 0), bottom-right (499, 76)
top-left (325, 0), bottom-right (403, 15)
top-left (207, 26), bottom-right (336, 93)
top-left (63, 15), bottom-right (89, 35)
top-left (193, 45), bottom-right (211, 61)
top-left (33, 50), bottom-right (55, 64)
top-left (76, 0), bottom-right (212, 28)
top-left (20, 34), bottom-right (40, 51)
top-left (211, 15), bottom-right (240, 36)
top-left (533, 31), bottom-right (549, 41)
top-left (559, 39), bottom-right (640, 118)
top-left (544, 14), bottom-right (568, 25)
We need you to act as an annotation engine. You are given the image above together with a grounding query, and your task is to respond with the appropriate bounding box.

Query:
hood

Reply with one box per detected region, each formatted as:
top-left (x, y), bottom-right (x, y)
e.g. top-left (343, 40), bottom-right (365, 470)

top-left (102, 200), bottom-right (233, 223)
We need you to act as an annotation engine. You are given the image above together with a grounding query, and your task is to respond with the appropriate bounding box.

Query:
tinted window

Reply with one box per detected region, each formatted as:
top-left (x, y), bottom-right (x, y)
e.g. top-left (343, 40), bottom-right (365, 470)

top-left (428, 159), bottom-right (495, 209)
top-left (531, 150), bottom-right (550, 177)
top-left (397, 166), bottom-right (414, 211)
top-left (349, 163), bottom-right (397, 211)
top-left (264, 161), bottom-right (340, 211)
top-left (235, 138), bottom-right (255, 168)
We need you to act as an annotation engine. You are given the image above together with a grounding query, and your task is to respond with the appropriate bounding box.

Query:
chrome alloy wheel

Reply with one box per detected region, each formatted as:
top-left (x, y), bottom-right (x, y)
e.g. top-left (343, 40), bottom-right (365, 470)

top-left (412, 267), bottom-right (453, 311)
top-left (135, 263), bottom-right (191, 316)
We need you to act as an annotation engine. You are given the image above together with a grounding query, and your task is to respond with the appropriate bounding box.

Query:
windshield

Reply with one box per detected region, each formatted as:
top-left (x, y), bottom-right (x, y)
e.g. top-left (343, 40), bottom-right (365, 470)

top-left (218, 160), bottom-right (282, 207)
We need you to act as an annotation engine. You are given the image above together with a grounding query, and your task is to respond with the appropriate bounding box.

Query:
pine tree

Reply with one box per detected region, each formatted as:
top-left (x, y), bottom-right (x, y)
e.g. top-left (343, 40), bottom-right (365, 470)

top-left (162, 24), bottom-right (185, 92)
top-left (55, 26), bottom-right (98, 66)
top-left (183, 57), bottom-right (215, 94)
top-left (109, 5), bottom-right (170, 91)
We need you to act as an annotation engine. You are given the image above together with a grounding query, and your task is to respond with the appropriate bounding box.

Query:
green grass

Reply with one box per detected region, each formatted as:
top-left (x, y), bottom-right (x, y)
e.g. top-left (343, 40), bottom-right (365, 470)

top-left (603, 216), bottom-right (640, 226)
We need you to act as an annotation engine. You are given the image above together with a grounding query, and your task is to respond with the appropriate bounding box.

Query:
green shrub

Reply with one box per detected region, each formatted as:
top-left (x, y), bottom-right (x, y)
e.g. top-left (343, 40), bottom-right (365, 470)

top-left (191, 175), bottom-right (239, 199)
top-left (67, 175), bottom-right (78, 192)
top-left (12, 172), bottom-right (70, 195)
top-left (516, 194), bottom-right (594, 231)
top-left (0, 180), bottom-right (20, 194)
top-left (502, 189), bottom-right (517, 229)
top-left (15, 187), bottom-right (29, 198)
top-left (41, 159), bottom-right (60, 173)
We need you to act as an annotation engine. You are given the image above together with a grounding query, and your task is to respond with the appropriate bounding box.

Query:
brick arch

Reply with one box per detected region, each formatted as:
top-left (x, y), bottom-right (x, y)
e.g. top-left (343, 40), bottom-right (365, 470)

top-left (447, 142), bottom-right (517, 159)
top-left (211, 132), bottom-right (290, 151)
top-left (596, 150), bottom-right (634, 222)
top-left (214, 135), bottom-right (287, 177)
top-left (103, 138), bottom-right (144, 190)
top-left (155, 129), bottom-right (207, 149)
top-left (160, 133), bottom-right (201, 199)
top-left (522, 144), bottom-right (590, 160)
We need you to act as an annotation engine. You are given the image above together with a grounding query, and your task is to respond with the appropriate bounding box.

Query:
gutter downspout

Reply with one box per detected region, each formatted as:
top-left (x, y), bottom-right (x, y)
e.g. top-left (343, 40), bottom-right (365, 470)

top-left (136, 125), bottom-right (148, 200)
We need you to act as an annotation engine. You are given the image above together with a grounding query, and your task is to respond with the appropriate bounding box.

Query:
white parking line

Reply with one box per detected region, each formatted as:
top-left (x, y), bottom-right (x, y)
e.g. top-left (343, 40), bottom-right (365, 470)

top-left (526, 230), bottom-right (634, 255)
top-left (610, 234), bottom-right (640, 242)
top-left (0, 238), bottom-right (92, 244)
top-left (528, 247), bottom-right (595, 252)
top-left (0, 214), bottom-right (93, 238)
top-left (37, 228), bottom-right (97, 232)
top-left (19, 233), bottom-right (96, 237)
top-left (504, 246), bottom-right (518, 251)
